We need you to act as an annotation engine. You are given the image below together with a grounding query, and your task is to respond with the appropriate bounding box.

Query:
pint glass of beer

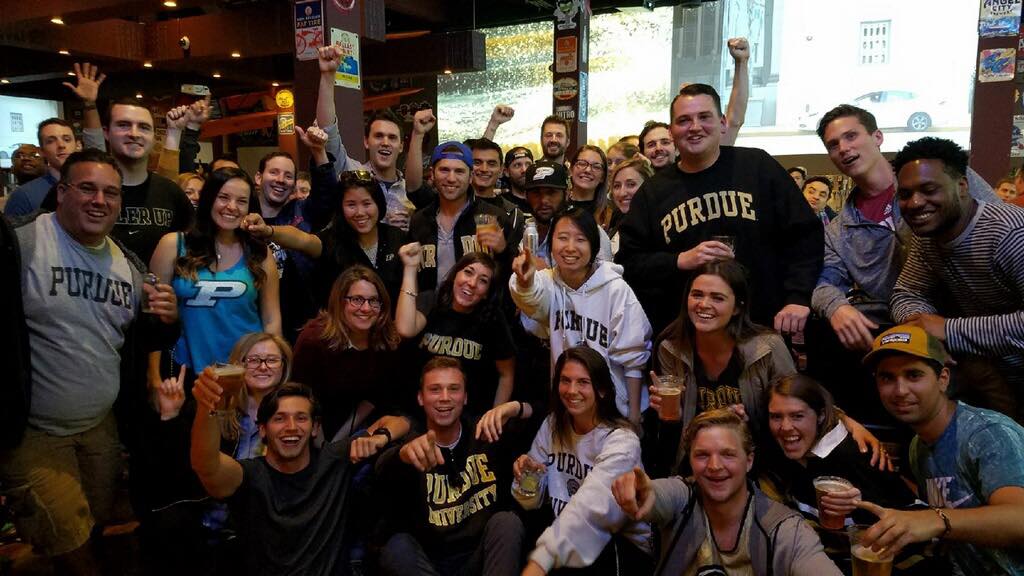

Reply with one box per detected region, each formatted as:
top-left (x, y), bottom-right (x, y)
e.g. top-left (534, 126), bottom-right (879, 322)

top-left (813, 475), bottom-right (854, 530)
top-left (848, 525), bottom-right (893, 576)
top-left (474, 213), bottom-right (499, 254)
top-left (211, 363), bottom-right (246, 412)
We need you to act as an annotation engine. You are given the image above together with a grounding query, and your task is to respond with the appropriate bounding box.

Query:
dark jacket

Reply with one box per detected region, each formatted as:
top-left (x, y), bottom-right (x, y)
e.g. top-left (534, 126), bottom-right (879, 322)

top-left (0, 216), bottom-right (30, 449)
top-left (314, 222), bottom-right (407, 307)
top-left (406, 192), bottom-right (518, 292)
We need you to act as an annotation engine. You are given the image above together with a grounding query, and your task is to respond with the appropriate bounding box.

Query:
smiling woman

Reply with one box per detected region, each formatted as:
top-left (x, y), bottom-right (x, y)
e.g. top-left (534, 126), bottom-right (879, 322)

top-left (147, 167), bottom-right (282, 383)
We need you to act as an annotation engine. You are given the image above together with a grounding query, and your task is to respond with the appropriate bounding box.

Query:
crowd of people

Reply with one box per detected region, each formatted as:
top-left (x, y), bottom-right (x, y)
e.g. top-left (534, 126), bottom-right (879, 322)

top-left (2, 37), bottom-right (1024, 576)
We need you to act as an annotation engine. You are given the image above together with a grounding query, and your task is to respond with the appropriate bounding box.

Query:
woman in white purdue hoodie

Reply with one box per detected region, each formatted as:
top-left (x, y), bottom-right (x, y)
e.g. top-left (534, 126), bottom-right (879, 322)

top-left (514, 346), bottom-right (653, 576)
top-left (510, 207), bottom-right (652, 425)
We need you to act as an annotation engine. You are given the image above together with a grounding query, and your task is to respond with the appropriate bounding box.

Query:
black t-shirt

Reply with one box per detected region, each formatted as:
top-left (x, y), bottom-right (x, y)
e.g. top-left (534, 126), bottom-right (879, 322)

top-left (113, 173), bottom-right (194, 263)
top-left (694, 352), bottom-right (744, 414)
top-left (504, 191), bottom-right (532, 216)
top-left (229, 443), bottom-right (352, 576)
top-left (417, 307), bottom-right (516, 419)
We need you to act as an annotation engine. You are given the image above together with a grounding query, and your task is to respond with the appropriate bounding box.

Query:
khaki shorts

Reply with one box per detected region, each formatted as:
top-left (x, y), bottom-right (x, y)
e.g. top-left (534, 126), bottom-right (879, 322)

top-left (0, 411), bottom-right (121, 556)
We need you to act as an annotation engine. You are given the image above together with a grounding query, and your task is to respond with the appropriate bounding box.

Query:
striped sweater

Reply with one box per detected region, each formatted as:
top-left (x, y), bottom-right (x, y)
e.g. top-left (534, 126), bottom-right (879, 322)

top-left (891, 201), bottom-right (1024, 383)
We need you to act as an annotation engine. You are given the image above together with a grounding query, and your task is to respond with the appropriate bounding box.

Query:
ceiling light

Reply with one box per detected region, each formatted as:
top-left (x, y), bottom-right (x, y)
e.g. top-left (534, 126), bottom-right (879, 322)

top-left (143, 62), bottom-right (153, 68)
top-left (443, 69), bottom-right (453, 75)
top-left (212, 72), bottom-right (221, 78)
top-left (51, 17), bottom-right (64, 25)
top-left (135, 93), bottom-right (143, 99)
top-left (271, 82), bottom-right (279, 87)
top-left (1, 79), bottom-right (10, 84)
top-left (67, 71), bottom-right (76, 76)
top-left (230, 51), bottom-right (241, 58)
top-left (59, 50), bottom-right (70, 55)
top-left (163, 0), bottom-right (177, 6)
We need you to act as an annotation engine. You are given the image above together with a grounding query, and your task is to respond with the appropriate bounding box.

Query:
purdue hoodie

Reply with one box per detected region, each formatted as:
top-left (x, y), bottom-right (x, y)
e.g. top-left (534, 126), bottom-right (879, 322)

top-left (509, 260), bottom-right (652, 417)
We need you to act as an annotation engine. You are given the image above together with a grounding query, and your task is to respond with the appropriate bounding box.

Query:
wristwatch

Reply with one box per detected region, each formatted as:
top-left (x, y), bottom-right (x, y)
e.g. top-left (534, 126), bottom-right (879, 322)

top-left (372, 427), bottom-right (392, 444)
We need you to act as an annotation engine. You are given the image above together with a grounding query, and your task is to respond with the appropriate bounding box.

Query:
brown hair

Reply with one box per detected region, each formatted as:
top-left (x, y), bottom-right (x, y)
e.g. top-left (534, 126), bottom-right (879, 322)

top-left (549, 346), bottom-right (633, 450)
top-left (315, 265), bottom-right (400, 351)
top-left (768, 375), bottom-right (839, 444)
top-left (598, 155), bottom-right (654, 230)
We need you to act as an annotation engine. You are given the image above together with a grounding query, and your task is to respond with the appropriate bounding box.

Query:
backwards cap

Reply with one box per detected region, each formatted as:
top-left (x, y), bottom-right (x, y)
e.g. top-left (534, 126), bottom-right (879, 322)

top-left (430, 141), bottom-right (473, 169)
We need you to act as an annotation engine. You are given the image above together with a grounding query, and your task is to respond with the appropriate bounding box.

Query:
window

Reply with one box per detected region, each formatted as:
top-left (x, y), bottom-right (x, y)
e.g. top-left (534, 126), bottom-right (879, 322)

top-left (10, 112), bottom-right (23, 133)
top-left (860, 20), bottom-right (891, 65)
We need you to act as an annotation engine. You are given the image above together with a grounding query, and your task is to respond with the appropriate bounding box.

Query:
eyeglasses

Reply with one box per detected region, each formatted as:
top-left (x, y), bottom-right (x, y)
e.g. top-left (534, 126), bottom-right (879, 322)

top-left (243, 355), bottom-right (283, 369)
top-left (344, 296), bottom-right (383, 310)
top-left (62, 181), bottom-right (122, 200)
top-left (573, 160), bottom-right (604, 173)
top-left (13, 151), bottom-right (42, 160)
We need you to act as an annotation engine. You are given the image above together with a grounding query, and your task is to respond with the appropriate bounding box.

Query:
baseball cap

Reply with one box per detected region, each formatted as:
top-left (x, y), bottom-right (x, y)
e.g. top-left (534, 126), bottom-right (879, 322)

top-left (524, 160), bottom-right (568, 191)
top-left (430, 141), bottom-right (473, 169)
top-left (504, 146), bottom-right (534, 166)
top-left (862, 324), bottom-right (951, 369)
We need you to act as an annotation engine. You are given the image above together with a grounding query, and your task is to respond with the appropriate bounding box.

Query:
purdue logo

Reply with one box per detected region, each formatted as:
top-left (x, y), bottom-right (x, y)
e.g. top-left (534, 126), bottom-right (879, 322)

top-left (186, 280), bottom-right (248, 307)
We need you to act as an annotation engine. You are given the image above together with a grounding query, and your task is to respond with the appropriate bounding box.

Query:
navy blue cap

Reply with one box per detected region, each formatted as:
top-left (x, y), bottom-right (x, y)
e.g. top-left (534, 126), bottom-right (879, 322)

top-left (430, 141), bottom-right (474, 169)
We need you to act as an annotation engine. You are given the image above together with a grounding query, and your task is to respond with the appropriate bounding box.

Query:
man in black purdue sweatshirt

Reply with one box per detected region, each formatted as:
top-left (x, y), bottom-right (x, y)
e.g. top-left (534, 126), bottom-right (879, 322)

top-left (616, 83), bottom-right (822, 335)
top-left (375, 357), bottom-right (529, 576)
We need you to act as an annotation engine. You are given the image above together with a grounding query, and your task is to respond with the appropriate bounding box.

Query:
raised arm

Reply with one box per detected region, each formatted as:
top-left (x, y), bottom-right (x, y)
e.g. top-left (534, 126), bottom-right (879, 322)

top-left (405, 108), bottom-right (436, 193)
top-left (63, 62), bottom-right (105, 134)
top-left (722, 38), bottom-right (749, 146)
top-left (242, 213), bottom-right (323, 257)
top-left (179, 96), bottom-right (212, 174)
top-left (158, 105), bottom-right (190, 180)
top-left (259, 249), bottom-right (282, 336)
top-left (315, 44), bottom-right (352, 170)
top-left (482, 104), bottom-right (514, 141)
top-left (395, 242), bottom-right (428, 338)
top-left (190, 367), bottom-right (244, 499)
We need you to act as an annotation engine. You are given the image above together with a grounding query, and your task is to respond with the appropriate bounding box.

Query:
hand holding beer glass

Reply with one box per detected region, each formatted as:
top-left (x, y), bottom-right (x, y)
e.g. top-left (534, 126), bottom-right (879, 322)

top-left (848, 524), bottom-right (894, 576)
top-left (195, 363), bottom-right (245, 417)
top-left (813, 475), bottom-right (859, 530)
top-left (648, 371), bottom-right (684, 422)
top-left (474, 213), bottom-right (503, 255)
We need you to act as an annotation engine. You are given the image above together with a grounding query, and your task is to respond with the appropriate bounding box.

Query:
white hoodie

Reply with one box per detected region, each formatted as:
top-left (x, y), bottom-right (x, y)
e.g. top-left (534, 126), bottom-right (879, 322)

top-left (514, 418), bottom-right (653, 571)
top-left (510, 260), bottom-right (653, 417)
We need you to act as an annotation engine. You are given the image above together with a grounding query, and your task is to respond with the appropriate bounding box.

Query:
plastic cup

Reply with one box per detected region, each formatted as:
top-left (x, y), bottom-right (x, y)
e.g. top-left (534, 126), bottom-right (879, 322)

top-left (848, 525), bottom-right (893, 576)
top-left (211, 363), bottom-right (245, 411)
top-left (813, 475), bottom-right (854, 530)
top-left (655, 374), bottom-right (683, 422)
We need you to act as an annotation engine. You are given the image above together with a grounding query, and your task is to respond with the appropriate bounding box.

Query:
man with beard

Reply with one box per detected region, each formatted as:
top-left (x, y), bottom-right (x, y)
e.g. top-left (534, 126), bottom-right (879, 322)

top-left (5, 120), bottom-right (76, 217)
top-left (613, 409), bottom-right (841, 574)
top-left (503, 147), bottom-right (534, 215)
top-left (317, 45), bottom-right (415, 230)
top-left (523, 160), bottom-right (612, 266)
top-left (376, 357), bottom-right (527, 576)
top-left (11, 144), bottom-right (45, 185)
top-left (639, 122), bottom-right (675, 171)
top-left (889, 137), bottom-right (1024, 420)
top-left (540, 116), bottom-right (570, 165)
top-left (190, 379), bottom-right (409, 576)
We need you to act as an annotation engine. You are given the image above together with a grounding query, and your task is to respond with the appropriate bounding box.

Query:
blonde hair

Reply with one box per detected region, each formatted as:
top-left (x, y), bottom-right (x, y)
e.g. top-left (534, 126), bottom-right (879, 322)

top-left (681, 408), bottom-right (755, 457)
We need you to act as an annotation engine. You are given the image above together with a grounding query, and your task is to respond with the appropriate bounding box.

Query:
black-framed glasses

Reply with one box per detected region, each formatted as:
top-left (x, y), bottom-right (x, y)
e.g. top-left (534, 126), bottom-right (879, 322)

top-left (573, 160), bottom-right (604, 173)
top-left (344, 296), bottom-right (382, 310)
top-left (243, 355), bottom-right (283, 369)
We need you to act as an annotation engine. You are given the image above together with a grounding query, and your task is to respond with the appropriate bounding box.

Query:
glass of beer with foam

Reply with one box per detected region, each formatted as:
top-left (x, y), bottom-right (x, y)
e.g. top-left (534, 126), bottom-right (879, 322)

top-left (848, 524), bottom-right (893, 576)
